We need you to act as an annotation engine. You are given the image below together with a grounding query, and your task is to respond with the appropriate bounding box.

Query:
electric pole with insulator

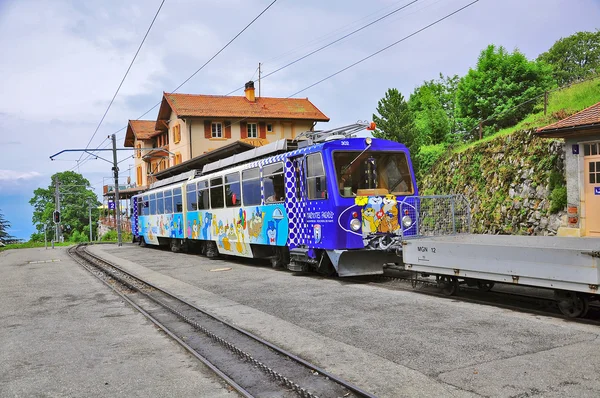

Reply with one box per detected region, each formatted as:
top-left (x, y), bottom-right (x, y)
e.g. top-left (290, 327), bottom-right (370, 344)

top-left (111, 134), bottom-right (123, 246)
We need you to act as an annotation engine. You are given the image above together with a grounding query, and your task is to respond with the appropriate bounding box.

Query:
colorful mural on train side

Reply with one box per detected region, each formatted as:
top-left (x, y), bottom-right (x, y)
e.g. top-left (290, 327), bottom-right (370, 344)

top-left (185, 204), bottom-right (289, 258)
top-left (139, 213), bottom-right (185, 245)
top-left (355, 194), bottom-right (401, 237)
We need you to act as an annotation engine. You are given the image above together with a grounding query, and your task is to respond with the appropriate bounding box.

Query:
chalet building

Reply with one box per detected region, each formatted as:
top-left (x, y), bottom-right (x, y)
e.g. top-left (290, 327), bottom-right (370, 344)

top-left (124, 81), bottom-right (329, 187)
top-left (536, 101), bottom-right (600, 237)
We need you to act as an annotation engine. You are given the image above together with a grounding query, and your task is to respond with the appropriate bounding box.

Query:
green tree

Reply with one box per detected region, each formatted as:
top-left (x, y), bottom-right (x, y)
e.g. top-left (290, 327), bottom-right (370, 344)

top-left (538, 30), bottom-right (600, 86)
top-left (456, 45), bottom-right (554, 139)
top-left (29, 171), bottom-right (99, 241)
top-left (409, 74), bottom-right (461, 144)
top-left (372, 88), bottom-right (419, 153)
top-left (0, 209), bottom-right (16, 243)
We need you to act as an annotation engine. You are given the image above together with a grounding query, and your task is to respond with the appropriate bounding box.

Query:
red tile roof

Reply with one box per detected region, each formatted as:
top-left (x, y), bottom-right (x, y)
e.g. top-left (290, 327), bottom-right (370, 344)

top-left (124, 120), bottom-right (161, 147)
top-left (156, 93), bottom-right (329, 127)
top-left (536, 101), bottom-right (600, 135)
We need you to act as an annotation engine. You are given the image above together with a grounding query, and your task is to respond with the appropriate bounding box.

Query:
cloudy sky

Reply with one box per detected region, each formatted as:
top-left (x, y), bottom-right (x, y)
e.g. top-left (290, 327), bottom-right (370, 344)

top-left (0, 0), bottom-right (599, 239)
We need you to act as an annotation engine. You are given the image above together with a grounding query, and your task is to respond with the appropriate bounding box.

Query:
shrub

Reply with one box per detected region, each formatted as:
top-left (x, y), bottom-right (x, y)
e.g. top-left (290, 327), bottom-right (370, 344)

top-left (549, 186), bottom-right (567, 213)
top-left (101, 230), bottom-right (118, 242)
top-left (416, 143), bottom-right (447, 177)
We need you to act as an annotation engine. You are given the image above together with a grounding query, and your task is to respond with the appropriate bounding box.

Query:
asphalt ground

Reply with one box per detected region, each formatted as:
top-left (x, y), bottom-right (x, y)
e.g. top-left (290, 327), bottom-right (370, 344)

top-left (0, 246), bottom-right (235, 397)
top-left (88, 244), bottom-right (600, 398)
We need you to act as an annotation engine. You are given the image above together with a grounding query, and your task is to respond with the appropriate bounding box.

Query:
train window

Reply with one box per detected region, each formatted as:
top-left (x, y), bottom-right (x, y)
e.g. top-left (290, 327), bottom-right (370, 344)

top-left (242, 168), bottom-right (261, 206)
top-left (173, 188), bottom-right (183, 213)
top-left (210, 177), bottom-right (224, 209)
top-left (142, 196), bottom-right (150, 216)
top-left (197, 180), bottom-right (209, 210)
top-left (333, 151), bottom-right (414, 197)
top-left (225, 172), bottom-right (241, 207)
top-left (164, 190), bottom-right (173, 214)
top-left (156, 191), bottom-right (164, 214)
top-left (263, 163), bottom-right (284, 203)
top-left (149, 193), bottom-right (157, 215)
top-left (186, 183), bottom-right (197, 211)
top-left (306, 154), bottom-right (327, 200)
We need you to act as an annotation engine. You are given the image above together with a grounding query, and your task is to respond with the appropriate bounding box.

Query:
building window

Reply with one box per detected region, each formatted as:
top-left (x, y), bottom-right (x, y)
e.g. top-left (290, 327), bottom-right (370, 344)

top-left (267, 124), bottom-right (273, 133)
top-left (247, 123), bottom-right (258, 138)
top-left (174, 153), bottom-right (182, 166)
top-left (173, 124), bottom-right (181, 144)
top-left (584, 143), bottom-right (599, 156)
top-left (590, 161), bottom-right (600, 184)
top-left (212, 122), bottom-right (222, 138)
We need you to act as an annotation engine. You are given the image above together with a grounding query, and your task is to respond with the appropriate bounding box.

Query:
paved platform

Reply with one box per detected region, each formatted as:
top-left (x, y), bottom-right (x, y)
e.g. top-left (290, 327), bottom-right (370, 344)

top-left (89, 244), bottom-right (600, 398)
top-left (0, 246), bottom-right (234, 397)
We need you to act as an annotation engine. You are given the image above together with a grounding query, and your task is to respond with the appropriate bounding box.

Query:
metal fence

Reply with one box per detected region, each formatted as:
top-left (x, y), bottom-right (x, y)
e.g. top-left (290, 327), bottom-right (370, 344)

top-left (399, 195), bottom-right (471, 238)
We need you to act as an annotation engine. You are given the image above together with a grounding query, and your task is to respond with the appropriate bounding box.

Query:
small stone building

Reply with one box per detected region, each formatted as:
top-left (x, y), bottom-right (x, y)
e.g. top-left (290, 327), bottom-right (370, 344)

top-left (536, 102), bottom-right (600, 237)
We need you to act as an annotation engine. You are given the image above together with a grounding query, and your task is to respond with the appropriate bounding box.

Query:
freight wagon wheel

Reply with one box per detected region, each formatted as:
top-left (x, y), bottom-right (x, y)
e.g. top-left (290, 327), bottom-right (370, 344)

top-left (476, 281), bottom-right (495, 292)
top-left (438, 275), bottom-right (458, 296)
top-left (555, 291), bottom-right (589, 318)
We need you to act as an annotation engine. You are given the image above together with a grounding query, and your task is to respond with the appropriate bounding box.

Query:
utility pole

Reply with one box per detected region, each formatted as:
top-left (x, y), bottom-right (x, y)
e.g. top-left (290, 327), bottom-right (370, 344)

top-left (54, 176), bottom-right (61, 242)
top-left (88, 202), bottom-right (93, 242)
top-left (111, 134), bottom-right (123, 247)
top-left (258, 62), bottom-right (261, 98)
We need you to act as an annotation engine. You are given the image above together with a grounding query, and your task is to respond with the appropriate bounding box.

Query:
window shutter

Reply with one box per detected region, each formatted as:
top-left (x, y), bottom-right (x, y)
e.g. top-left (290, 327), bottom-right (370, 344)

top-left (240, 121), bottom-right (247, 139)
top-left (204, 120), bottom-right (211, 138)
top-left (259, 122), bottom-right (266, 139)
top-left (225, 121), bottom-right (232, 139)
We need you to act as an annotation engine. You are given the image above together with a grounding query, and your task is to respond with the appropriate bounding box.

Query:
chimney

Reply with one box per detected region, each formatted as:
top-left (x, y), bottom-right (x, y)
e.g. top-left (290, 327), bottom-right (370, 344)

top-left (244, 80), bottom-right (256, 102)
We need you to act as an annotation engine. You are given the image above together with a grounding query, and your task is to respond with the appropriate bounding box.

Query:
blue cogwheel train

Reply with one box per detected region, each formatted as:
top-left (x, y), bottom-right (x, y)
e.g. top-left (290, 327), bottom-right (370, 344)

top-left (132, 122), bottom-right (418, 276)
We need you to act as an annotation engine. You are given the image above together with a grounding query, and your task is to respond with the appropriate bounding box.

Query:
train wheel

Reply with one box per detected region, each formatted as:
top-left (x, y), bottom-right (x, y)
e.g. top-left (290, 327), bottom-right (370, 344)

top-left (170, 239), bottom-right (181, 253)
top-left (556, 291), bottom-right (589, 318)
top-left (439, 275), bottom-right (458, 296)
top-left (476, 281), bottom-right (495, 292)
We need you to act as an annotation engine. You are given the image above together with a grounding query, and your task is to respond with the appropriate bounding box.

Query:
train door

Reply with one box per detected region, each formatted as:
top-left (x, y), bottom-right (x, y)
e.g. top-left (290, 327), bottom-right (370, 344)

top-left (285, 156), bottom-right (306, 249)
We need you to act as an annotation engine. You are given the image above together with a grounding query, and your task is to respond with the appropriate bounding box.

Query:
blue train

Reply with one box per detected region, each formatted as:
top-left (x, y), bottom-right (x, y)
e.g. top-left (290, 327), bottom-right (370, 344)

top-left (131, 123), bottom-right (418, 276)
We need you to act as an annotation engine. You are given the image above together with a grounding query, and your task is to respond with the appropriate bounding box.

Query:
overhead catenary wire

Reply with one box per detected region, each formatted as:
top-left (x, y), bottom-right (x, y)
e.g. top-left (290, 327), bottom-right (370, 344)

top-left (77, 0), bottom-right (167, 164)
top-left (288, 0), bottom-right (479, 98)
top-left (146, 0), bottom-right (482, 160)
top-left (77, 0), bottom-right (279, 168)
top-left (261, 0), bottom-right (420, 66)
top-left (77, 0), bottom-right (479, 182)
top-left (224, 0), bottom-right (422, 96)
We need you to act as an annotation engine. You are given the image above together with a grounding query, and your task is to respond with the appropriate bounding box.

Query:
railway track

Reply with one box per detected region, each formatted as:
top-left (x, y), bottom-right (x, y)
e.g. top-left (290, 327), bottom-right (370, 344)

top-left (68, 244), bottom-right (375, 398)
top-left (355, 267), bottom-right (600, 325)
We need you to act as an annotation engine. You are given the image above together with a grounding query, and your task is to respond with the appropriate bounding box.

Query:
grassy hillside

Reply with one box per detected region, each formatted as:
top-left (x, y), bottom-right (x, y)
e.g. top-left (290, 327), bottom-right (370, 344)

top-left (419, 77), bottom-right (600, 235)
top-left (454, 77), bottom-right (600, 154)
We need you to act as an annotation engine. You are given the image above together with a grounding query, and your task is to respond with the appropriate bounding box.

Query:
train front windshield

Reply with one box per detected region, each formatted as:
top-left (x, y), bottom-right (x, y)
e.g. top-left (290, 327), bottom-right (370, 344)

top-left (333, 151), bottom-right (414, 197)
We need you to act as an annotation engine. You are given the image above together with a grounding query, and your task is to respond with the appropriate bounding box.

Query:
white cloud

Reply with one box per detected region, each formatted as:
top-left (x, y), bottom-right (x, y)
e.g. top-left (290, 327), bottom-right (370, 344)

top-left (0, 170), bottom-right (42, 181)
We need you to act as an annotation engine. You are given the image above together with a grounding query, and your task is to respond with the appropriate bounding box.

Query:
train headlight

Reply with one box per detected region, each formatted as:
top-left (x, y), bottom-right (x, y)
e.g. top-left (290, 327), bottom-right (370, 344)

top-left (402, 215), bottom-right (413, 228)
top-left (350, 218), bottom-right (361, 231)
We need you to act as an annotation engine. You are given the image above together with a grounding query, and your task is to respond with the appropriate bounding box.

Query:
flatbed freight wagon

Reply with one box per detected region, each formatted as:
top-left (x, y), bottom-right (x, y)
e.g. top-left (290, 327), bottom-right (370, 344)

top-left (401, 233), bottom-right (600, 317)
